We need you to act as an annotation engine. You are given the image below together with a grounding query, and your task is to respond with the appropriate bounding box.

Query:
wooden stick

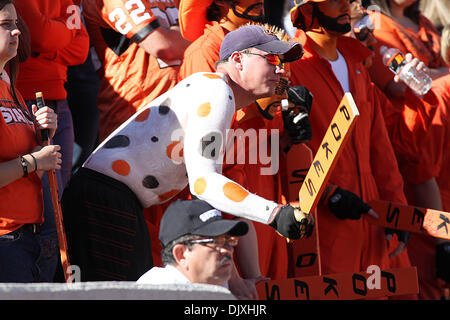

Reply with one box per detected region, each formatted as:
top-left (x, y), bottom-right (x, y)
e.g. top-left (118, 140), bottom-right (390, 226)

top-left (35, 92), bottom-right (73, 283)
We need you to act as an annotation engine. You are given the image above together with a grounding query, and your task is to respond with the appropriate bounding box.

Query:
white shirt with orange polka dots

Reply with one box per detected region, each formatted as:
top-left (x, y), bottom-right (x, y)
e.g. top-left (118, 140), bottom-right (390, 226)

top-left (84, 72), bottom-right (279, 224)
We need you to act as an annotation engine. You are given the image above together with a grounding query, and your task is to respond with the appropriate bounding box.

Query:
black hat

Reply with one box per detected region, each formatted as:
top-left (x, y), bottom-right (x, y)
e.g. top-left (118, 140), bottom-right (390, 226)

top-left (159, 199), bottom-right (249, 247)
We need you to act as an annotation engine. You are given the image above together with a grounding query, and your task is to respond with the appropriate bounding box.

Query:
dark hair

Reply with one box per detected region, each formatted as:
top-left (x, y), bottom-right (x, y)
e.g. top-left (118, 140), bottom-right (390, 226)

top-left (206, 0), bottom-right (238, 22)
top-left (161, 234), bottom-right (199, 266)
top-left (403, 2), bottom-right (420, 24)
top-left (0, 0), bottom-right (32, 120)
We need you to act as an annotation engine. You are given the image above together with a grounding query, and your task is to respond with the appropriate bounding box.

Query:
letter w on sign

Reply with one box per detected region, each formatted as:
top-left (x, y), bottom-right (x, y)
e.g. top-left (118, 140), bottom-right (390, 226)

top-left (298, 93), bottom-right (359, 214)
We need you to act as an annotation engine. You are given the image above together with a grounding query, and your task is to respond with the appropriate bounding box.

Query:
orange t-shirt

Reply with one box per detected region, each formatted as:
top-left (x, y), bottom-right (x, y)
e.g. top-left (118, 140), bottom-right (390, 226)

top-left (0, 81), bottom-right (42, 235)
top-left (83, 0), bottom-right (181, 142)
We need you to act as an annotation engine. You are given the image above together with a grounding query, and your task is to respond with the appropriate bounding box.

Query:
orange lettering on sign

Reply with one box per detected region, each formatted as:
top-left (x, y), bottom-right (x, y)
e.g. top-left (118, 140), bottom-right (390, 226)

top-left (256, 267), bottom-right (418, 300)
top-left (298, 93), bottom-right (359, 214)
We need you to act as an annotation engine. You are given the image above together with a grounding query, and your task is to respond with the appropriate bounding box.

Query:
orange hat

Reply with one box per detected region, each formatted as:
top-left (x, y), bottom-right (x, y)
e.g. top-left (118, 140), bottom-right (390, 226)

top-left (178, 0), bottom-right (213, 42)
top-left (290, 0), bottom-right (327, 30)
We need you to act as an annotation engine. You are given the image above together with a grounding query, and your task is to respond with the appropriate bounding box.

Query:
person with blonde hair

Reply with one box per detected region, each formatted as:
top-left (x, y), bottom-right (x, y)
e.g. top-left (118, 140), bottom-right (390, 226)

top-left (441, 25), bottom-right (450, 65)
top-left (364, 0), bottom-right (450, 300)
top-left (420, 0), bottom-right (450, 32)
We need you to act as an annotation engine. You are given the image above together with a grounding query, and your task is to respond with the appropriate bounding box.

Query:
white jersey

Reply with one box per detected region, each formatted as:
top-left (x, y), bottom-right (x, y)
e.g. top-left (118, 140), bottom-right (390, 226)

top-left (84, 72), bottom-right (279, 224)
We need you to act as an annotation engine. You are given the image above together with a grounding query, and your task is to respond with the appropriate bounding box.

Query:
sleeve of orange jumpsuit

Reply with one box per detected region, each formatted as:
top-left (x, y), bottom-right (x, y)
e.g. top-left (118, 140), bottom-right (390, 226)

top-left (367, 32), bottom-right (402, 91)
top-left (14, 0), bottom-right (77, 53)
top-left (38, 4), bottom-right (90, 67)
top-left (178, 0), bottom-right (212, 41)
top-left (369, 82), bottom-right (408, 204)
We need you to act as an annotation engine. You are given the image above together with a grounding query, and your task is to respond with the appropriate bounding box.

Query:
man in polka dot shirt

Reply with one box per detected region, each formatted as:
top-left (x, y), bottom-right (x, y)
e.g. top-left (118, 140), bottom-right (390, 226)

top-left (61, 24), bottom-right (314, 281)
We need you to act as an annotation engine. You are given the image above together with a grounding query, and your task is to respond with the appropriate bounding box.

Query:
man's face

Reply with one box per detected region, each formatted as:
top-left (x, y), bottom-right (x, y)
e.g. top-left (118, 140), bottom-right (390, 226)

top-left (239, 48), bottom-right (286, 98)
top-left (184, 235), bottom-right (236, 285)
top-left (315, 0), bottom-right (352, 34)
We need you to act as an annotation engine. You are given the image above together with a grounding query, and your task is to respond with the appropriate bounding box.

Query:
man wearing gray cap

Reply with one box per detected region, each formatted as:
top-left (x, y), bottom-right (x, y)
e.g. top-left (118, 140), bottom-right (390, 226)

top-left (137, 199), bottom-right (248, 289)
top-left (62, 24), bottom-right (314, 282)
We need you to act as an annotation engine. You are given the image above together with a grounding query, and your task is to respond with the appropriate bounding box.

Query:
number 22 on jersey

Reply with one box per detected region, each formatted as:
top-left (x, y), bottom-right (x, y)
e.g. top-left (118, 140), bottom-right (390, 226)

top-left (108, 0), bottom-right (153, 35)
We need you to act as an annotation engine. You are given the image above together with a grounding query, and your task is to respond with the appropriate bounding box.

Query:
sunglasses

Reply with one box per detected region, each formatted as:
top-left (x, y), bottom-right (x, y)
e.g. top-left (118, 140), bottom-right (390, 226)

top-left (353, 14), bottom-right (374, 42)
top-left (186, 235), bottom-right (239, 248)
top-left (243, 52), bottom-right (284, 68)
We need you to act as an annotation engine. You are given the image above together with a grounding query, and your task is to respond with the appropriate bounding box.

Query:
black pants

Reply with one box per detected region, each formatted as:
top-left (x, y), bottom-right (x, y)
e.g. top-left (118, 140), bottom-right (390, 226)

top-left (61, 168), bottom-right (153, 281)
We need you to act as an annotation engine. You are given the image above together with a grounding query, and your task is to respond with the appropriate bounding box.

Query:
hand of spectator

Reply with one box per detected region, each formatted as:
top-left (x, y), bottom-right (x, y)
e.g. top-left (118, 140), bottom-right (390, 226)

top-left (327, 186), bottom-right (379, 220)
top-left (393, 53), bottom-right (428, 83)
top-left (281, 85), bottom-right (314, 147)
top-left (228, 274), bottom-right (268, 300)
top-left (31, 145), bottom-right (62, 172)
top-left (268, 205), bottom-right (314, 239)
top-left (385, 228), bottom-right (410, 258)
top-left (32, 104), bottom-right (57, 139)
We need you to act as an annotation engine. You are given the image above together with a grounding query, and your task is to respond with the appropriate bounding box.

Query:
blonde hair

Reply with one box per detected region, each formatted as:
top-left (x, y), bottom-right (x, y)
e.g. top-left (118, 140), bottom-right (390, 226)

top-left (420, 0), bottom-right (450, 30)
top-left (441, 25), bottom-right (450, 65)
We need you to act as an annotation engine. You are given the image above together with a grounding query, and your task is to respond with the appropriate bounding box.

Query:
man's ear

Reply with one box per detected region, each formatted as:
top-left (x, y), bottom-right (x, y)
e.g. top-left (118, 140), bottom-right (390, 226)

top-left (229, 51), bottom-right (244, 70)
top-left (172, 243), bottom-right (189, 267)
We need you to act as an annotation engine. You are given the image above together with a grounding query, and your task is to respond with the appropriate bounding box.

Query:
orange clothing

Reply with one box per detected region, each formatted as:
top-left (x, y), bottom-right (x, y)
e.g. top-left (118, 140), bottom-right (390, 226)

top-left (366, 11), bottom-right (447, 185)
top-left (178, 0), bottom-right (212, 42)
top-left (0, 81), bottom-right (42, 235)
top-left (83, 0), bottom-right (181, 142)
top-left (178, 21), bottom-right (226, 81)
top-left (289, 33), bottom-right (410, 275)
top-left (15, 0), bottom-right (89, 100)
top-left (433, 77), bottom-right (450, 207)
top-left (178, 20), bottom-right (290, 280)
top-left (368, 12), bottom-right (447, 91)
top-left (368, 12), bottom-right (450, 299)
top-left (404, 77), bottom-right (450, 300)
top-left (223, 106), bottom-right (290, 280)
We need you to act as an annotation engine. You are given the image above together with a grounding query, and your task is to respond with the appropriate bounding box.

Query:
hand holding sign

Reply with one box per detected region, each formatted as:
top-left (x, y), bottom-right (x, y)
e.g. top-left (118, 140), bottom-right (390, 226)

top-left (327, 186), bottom-right (379, 220)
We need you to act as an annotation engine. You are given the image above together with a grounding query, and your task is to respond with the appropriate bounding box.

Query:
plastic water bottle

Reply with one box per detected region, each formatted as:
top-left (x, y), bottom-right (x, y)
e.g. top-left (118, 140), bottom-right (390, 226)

top-left (380, 46), bottom-right (432, 96)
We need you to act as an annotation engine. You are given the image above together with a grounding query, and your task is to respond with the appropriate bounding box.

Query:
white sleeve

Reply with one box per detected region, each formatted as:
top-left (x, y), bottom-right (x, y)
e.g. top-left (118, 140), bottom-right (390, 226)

top-left (183, 75), bottom-right (279, 224)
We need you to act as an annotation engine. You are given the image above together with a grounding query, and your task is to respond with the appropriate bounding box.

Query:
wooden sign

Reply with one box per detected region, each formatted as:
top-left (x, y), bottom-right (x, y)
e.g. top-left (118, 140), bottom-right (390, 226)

top-left (367, 200), bottom-right (450, 240)
top-left (283, 94), bottom-right (359, 277)
top-left (256, 267), bottom-right (418, 300)
top-left (298, 93), bottom-right (359, 214)
top-left (284, 144), bottom-right (321, 277)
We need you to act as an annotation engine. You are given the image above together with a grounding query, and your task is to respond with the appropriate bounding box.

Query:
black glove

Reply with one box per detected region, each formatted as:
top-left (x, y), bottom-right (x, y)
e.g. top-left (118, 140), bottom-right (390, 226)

top-left (268, 205), bottom-right (314, 239)
top-left (327, 187), bottom-right (371, 220)
top-left (287, 85), bottom-right (313, 114)
top-left (282, 85), bottom-right (314, 144)
top-left (436, 242), bottom-right (450, 282)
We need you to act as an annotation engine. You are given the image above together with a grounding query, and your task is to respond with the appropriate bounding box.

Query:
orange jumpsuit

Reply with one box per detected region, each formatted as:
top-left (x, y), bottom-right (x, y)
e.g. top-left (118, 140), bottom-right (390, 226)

top-left (178, 21), bottom-right (290, 280)
top-left (289, 33), bottom-right (411, 275)
top-left (368, 11), bottom-right (450, 300)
